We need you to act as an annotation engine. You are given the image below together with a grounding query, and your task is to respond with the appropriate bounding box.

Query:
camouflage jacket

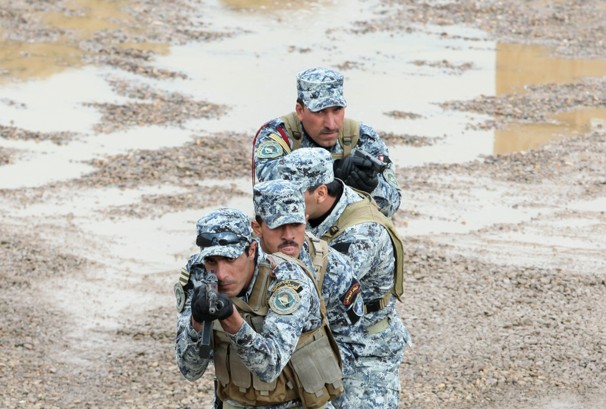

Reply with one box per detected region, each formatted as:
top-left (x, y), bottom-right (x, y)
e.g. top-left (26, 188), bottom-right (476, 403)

top-left (175, 245), bottom-right (323, 409)
top-left (254, 117), bottom-right (402, 217)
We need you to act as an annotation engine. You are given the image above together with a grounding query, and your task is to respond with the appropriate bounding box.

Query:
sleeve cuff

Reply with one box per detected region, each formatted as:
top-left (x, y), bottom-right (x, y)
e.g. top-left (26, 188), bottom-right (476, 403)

top-left (227, 321), bottom-right (254, 346)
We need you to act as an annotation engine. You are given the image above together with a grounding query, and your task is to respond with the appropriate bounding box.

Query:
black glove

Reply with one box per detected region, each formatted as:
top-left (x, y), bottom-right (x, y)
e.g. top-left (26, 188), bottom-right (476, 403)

top-left (334, 156), bottom-right (379, 193)
top-left (191, 286), bottom-right (234, 322)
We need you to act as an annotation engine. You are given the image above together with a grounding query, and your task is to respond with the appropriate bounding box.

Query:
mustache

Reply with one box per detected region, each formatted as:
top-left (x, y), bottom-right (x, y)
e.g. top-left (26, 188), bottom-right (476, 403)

top-left (320, 127), bottom-right (339, 134)
top-left (278, 240), bottom-right (298, 249)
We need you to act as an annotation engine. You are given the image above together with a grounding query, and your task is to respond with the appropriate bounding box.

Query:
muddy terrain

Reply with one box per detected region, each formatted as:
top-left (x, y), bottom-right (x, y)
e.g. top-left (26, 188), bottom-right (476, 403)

top-left (1, 1), bottom-right (605, 408)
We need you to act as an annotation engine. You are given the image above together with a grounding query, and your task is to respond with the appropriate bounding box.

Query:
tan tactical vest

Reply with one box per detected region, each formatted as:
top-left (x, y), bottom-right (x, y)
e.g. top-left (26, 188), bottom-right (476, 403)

top-left (251, 113), bottom-right (359, 187)
top-left (279, 112), bottom-right (360, 160)
top-left (212, 252), bottom-right (344, 408)
top-left (320, 191), bottom-right (405, 308)
top-left (303, 233), bottom-right (329, 289)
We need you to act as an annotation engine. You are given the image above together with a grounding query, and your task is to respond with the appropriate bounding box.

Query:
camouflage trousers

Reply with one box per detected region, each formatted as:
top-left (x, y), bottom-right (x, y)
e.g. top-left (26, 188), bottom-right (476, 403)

top-left (221, 401), bottom-right (335, 409)
top-left (337, 365), bottom-right (402, 409)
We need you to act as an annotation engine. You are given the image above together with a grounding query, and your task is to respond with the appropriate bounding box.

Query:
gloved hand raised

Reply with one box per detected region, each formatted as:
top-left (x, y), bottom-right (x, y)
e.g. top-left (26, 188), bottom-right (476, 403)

top-left (191, 285), bottom-right (234, 322)
top-left (333, 155), bottom-right (379, 193)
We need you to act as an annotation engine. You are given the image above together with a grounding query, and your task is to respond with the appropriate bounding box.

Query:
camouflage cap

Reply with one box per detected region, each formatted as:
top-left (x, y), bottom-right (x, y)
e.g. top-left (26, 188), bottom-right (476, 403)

top-left (253, 180), bottom-right (306, 229)
top-left (277, 147), bottom-right (334, 191)
top-left (296, 67), bottom-right (347, 112)
top-left (195, 208), bottom-right (252, 261)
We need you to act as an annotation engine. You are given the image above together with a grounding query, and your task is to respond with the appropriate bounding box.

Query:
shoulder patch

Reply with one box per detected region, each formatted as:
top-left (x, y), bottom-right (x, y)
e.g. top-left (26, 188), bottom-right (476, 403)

top-left (256, 139), bottom-right (283, 159)
top-left (350, 293), bottom-right (364, 321)
top-left (174, 282), bottom-right (186, 312)
top-left (178, 267), bottom-right (190, 287)
top-left (341, 279), bottom-right (363, 324)
top-left (272, 279), bottom-right (303, 293)
top-left (382, 167), bottom-right (399, 188)
top-left (340, 280), bottom-right (361, 308)
top-left (269, 286), bottom-right (301, 315)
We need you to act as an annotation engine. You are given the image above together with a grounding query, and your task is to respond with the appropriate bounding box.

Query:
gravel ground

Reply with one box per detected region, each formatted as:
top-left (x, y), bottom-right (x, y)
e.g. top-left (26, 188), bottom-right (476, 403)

top-left (1, 1), bottom-right (605, 408)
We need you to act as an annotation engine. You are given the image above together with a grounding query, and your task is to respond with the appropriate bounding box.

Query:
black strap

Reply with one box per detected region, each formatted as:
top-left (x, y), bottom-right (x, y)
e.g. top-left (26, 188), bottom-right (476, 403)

top-left (364, 299), bottom-right (383, 313)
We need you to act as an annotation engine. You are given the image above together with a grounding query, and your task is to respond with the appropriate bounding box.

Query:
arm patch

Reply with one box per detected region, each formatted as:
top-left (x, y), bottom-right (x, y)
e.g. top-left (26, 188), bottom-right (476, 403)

top-left (256, 139), bottom-right (284, 159)
top-left (340, 279), bottom-right (363, 324)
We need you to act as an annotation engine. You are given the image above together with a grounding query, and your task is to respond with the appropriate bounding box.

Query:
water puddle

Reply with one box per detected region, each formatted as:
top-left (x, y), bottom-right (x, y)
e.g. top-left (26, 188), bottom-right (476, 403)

top-left (0, 0), bottom-right (165, 84)
top-left (494, 42), bottom-right (606, 153)
top-left (1, 1), bottom-right (604, 182)
top-left (1, 0), bottom-right (606, 238)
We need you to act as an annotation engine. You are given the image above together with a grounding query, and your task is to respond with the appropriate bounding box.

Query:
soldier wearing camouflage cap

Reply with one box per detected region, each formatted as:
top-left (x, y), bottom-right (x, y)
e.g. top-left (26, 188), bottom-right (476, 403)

top-left (277, 147), bottom-right (413, 409)
top-left (253, 179), bottom-right (367, 409)
top-left (175, 206), bottom-right (344, 408)
top-left (252, 66), bottom-right (402, 218)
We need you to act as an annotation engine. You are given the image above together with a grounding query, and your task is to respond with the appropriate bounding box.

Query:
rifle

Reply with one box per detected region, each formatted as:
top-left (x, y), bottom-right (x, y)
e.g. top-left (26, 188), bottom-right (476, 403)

top-left (353, 149), bottom-right (387, 173)
top-left (197, 272), bottom-right (223, 358)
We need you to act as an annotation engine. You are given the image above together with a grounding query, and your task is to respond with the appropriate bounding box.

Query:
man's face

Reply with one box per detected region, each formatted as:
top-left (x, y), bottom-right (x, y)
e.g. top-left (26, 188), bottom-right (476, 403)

top-left (296, 103), bottom-right (345, 148)
top-left (204, 243), bottom-right (256, 297)
top-left (255, 222), bottom-right (306, 258)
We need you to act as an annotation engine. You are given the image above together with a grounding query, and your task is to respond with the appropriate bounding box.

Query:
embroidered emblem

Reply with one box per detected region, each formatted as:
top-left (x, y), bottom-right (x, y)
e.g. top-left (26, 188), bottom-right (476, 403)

top-left (272, 279), bottom-right (303, 293)
top-left (269, 286), bottom-right (301, 315)
top-left (341, 280), bottom-right (361, 308)
top-left (352, 294), bottom-right (364, 317)
top-left (383, 168), bottom-right (398, 187)
top-left (179, 267), bottom-right (190, 287)
top-left (256, 140), bottom-right (283, 159)
top-left (174, 282), bottom-right (186, 312)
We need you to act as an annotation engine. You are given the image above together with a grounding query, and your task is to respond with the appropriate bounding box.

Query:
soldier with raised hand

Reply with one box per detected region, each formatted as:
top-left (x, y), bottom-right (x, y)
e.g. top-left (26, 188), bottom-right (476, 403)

top-left (276, 147), bottom-right (412, 409)
top-left (174, 207), bottom-right (343, 409)
top-left (252, 179), bottom-right (365, 408)
top-left (252, 66), bottom-right (402, 218)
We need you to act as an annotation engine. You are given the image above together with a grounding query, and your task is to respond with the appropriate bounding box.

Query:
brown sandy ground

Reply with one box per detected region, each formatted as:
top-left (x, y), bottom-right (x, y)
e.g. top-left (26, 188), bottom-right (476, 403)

top-left (1, 1), bottom-right (606, 408)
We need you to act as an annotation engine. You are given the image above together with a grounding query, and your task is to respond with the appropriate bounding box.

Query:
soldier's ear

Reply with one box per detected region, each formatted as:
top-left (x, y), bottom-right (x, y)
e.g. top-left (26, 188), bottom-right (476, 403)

top-left (315, 185), bottom-right (328, 203)
top-left (251, 219), bottom-right (262, 237)
top-left (295, 102), bottom-right (304, 120)
top-left (248, 240), bottom-right (258, 257)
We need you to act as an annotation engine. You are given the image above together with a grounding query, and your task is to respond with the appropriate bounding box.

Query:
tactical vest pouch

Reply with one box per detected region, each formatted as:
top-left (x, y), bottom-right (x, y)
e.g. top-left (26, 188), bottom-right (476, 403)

top-left (213, 327), bottom-right (230, 386)
top-left (214, 312), bottom-right (298, 406)
top-left (288, 326), bottom-right (344, 408)
top-left (214, 255), bottom-right (343, 407)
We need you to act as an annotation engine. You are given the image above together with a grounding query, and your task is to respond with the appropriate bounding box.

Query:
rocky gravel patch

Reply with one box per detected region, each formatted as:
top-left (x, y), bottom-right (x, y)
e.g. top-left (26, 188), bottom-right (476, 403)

top-left (69, 133), bottom-right (250, 188)
top-left (0, 125), bottom-right (78, 145)
top-left (363, 0), bottom-right (606, 58)
top-left (440, 79), bottom-right (606, 130)
top-left (401, 238), bottom-right (606, 409)
top-left (84, 79), bottom-right (228, 134)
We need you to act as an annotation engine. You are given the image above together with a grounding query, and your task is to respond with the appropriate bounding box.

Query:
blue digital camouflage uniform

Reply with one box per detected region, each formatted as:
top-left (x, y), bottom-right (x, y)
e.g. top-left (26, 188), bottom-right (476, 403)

top-left (174, 208), bottom-right (327, 409)
top-left (253, 67), bottom-right (402, 218)
top-left (276, 148), bottom-right (412, 409)
top-left (299, 238), bottom-right (364, 409)
top-left (254, 179), bottom-right (365, 409)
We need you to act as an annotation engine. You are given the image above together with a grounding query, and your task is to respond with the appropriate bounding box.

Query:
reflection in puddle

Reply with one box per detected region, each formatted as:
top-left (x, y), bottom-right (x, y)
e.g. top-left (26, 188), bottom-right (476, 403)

top-left (43, 0), bottom-right (130, 34)
top-left (0, 0), bottom-right (165, 84)
top-left (495, 107), bottom-right (606, 154)
top-left (496, 42), bottom-right (606, 94)
top-left (494, 42), bottom-right (606, 154)
top-left (0, 42), bottom-right (82, 82)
